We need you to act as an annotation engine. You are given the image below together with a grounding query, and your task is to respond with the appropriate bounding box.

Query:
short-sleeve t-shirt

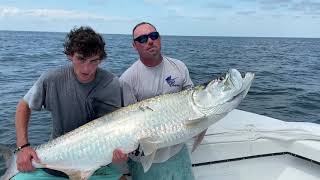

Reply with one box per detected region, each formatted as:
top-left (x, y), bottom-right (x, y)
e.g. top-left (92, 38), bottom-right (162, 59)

top-left (120, 56), bottom-right (193, 163)
top-left (24, 65), bottom-right (121, 139)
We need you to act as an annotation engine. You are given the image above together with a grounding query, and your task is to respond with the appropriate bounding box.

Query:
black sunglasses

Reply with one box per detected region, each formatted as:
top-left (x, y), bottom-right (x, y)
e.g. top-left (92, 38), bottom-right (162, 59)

top-left (134, 32), bottom-right (160, 43)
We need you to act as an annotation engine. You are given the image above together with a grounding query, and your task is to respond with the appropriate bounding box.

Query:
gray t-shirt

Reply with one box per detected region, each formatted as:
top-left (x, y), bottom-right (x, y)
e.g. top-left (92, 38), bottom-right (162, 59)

top-left (120, 56), bottom-right (193, 163)
top-left (24, 65), bottom-right (121, 139)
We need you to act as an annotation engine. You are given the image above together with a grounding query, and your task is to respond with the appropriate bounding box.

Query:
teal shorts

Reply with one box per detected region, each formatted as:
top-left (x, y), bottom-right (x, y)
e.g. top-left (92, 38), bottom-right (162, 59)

top-left (128, 144), bottom-right (195, 180)
top-left (12, 165), bottom-right (122, 180)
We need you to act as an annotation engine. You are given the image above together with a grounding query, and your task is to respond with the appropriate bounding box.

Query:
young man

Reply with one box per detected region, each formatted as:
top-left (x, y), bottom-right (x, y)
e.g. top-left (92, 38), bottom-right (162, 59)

top-left (120, 22), bottom-right (196, 180)
top-left (14, 26), bottom-right (127, 180)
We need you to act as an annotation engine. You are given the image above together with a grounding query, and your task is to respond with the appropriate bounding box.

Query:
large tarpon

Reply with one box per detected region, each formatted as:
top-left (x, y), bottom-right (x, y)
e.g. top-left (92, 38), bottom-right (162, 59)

top-left (0, 69), bottom-right (254, 180)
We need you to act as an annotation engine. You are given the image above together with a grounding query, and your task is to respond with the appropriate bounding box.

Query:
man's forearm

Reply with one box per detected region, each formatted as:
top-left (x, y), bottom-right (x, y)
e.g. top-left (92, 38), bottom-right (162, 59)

top-left (15, 100), bottom-right (31, 146)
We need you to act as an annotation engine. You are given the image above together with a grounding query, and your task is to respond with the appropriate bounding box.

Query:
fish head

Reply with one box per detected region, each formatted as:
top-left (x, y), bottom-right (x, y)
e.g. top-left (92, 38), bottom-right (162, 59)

top-left (192, 69), bottom-right (254, 114)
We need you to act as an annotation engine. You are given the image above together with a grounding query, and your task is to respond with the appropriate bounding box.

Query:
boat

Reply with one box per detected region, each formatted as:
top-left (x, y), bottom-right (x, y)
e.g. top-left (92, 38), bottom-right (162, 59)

top-left (191, 109), bottom-right (320, 180)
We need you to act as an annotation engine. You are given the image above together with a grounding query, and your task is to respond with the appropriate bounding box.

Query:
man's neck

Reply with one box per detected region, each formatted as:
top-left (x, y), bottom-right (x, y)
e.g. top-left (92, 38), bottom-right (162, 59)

top-left (140, 55), bottom-right (163, 67)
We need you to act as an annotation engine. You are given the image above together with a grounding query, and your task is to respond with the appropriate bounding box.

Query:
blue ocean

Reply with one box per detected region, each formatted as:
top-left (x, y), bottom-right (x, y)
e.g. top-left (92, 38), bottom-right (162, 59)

top-left (0, 31), bottom-right (319, 175)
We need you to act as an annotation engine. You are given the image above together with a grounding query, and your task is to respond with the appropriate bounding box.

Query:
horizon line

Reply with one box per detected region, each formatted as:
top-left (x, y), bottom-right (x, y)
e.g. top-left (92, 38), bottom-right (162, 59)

top-left (0, 29), bottom-right (319, 39)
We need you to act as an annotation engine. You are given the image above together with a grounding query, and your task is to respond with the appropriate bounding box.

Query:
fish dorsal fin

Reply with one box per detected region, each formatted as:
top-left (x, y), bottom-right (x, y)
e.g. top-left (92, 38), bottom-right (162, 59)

top-left (192, 129), bottom-right (207, 152)
top-left (67, 170), bottom-right (95, 180)
top-left (139, 136), bottom-right (160, 156)
top-left (140, 150), bottom-right (157, 172)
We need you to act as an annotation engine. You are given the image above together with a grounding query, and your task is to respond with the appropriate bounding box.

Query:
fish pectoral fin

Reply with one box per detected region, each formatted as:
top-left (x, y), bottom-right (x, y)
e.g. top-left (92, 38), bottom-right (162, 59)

top-left (66, 170), bottom-right (95, 180)
top-left (140, 150), bottom-right (157, 173)
top-left (135, 137), bottom-right (160, 173)
top-left (192, 129), bottom-right (207, 152)
top-left (184, 116), bottom-right (207, 127)
top-left (139, 136), bottom-right (161, 156)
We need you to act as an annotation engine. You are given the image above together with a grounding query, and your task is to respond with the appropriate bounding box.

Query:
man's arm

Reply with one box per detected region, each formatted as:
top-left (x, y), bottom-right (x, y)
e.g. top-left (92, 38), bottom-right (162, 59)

top-left (15, 100), bottom-right (40, 172)
top-left (16, 100), bottom-right (31, 147)
top-left (180, 61), bottom-right (193, 90)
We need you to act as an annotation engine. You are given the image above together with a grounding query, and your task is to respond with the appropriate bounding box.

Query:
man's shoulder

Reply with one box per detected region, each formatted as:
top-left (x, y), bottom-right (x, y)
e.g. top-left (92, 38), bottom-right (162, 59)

top-left (163, 56), bottom-right (189, 72)
top-left (97, 68), bottom-right (116, 79)
top-left (125, 60), bottom-right (141, 71)
top-left (164, 56), bottom-right (187, 67)
top-left (41, 66), bottom-right (71, 81)
top-left (96, 68), bottom-right (120, 88)
top-left (164, 56), bottom-right (183, 62)
top-left (120, 61), bottom-right (140, 80)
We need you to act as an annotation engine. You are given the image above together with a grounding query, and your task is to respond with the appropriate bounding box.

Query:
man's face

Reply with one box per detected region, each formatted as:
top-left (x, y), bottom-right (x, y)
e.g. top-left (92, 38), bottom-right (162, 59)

top-left (132, 24), bottom-right (161, 59)
top-left (69, 53), bottom-right (101, 83)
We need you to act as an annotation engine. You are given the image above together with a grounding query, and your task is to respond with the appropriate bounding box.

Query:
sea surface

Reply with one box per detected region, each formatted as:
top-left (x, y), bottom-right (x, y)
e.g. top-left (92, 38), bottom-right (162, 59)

top-left (0, 31), bottom-right (319, 175)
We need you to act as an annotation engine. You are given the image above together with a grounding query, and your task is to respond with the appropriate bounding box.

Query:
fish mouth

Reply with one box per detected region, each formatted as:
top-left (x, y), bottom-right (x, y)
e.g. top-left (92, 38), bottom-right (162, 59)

top-left (225, 70), bottom-right (255, 103)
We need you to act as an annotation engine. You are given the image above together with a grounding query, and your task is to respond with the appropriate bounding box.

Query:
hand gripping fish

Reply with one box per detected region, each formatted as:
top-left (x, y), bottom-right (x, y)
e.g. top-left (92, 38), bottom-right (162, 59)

top-left (0, 69), bottom-right (254, 180)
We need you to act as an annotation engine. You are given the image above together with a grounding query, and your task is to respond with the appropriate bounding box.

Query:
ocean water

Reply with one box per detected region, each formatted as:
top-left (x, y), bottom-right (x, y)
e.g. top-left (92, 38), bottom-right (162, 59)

top-left (0, 31), bottom-right (319, 175)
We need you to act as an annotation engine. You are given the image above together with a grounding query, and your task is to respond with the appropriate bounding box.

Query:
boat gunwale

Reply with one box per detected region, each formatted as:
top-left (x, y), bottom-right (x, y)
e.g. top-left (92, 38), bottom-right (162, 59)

top-left (192, 152), bottom-right (320, 167)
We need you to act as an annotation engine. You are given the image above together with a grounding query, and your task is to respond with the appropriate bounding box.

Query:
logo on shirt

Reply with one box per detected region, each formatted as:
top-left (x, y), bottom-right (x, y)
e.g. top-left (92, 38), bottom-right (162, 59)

top-left (165, 76), bottom-right (179, 87)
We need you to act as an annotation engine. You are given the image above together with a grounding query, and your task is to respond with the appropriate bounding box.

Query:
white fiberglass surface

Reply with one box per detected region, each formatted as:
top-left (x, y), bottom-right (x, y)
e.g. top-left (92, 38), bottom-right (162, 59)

top-left (193, 154), bottom-right (320, 180)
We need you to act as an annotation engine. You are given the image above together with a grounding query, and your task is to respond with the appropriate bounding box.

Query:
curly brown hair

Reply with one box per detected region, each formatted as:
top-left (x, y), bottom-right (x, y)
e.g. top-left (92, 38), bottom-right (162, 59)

top-left (63, 26), bottom-right (107, 60)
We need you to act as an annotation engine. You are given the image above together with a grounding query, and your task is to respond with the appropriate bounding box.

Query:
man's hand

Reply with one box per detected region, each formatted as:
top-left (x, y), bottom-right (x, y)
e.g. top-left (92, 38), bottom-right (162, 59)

top-left (112, 149), bottom-right (128, 164)
top-left (16, 146), bottom-right (40, 172)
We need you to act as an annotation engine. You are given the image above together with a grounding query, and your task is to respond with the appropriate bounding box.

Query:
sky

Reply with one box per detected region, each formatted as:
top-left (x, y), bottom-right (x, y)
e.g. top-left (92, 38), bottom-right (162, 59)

top-left (0, 0), bottom-right (319, 37)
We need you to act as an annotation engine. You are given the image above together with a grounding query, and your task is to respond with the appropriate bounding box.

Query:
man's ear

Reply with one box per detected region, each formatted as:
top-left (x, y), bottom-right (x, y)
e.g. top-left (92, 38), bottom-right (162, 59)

top-left (67, 55), bottom-right (72, 61)
top-left (132, 41), bottom-right (137, 51)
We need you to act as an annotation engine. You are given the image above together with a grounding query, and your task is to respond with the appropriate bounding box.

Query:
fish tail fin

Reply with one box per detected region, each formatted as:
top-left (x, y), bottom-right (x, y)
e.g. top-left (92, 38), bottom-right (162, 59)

top-left (0, 144), bottom-right (18, 180)
top-left (0, 144), bottom-right (13, 168)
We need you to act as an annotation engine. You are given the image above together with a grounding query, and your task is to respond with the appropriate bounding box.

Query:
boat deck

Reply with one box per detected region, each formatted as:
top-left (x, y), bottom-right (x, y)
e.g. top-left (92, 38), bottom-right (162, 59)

top-left (193, 153), bottom-right (320, 180)
top-left (191, 109), bottom-right (320, 180)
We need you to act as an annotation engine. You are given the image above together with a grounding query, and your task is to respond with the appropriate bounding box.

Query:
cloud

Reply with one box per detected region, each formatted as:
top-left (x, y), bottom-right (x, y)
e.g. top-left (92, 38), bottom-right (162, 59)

top-left (259, 0), bottom-right (293, 4)
top-left (164, 6), bottom-right (216, 22)
top-left (205, 2), bottom-right (233, 9)
top-left (237, 11), bottom-right (256, 16)
top-left (0, 6), bottom-right (19, 16)
top-left (243, 0), bottom-right (320, 18)
top-left (271, 14), bottom-right (285, 18)
top-left (166, 6), bottom-right (184, 16)
top-left (87, 0), bottom-right (109, 6)
top-left (257, 0), bottom-right (292, 11)
top-left (290, 1), bottom-right (320, 11)
top-left (143, 0), bottom-right (171, 5)
top-left (288, 1), bottom-right (320, 16)
top-left (189, 15), bottom-right (216, 21)
top-left (256, 0), bottom-right (320, 15)
top-left (0, 6), bottom-right (131, 22)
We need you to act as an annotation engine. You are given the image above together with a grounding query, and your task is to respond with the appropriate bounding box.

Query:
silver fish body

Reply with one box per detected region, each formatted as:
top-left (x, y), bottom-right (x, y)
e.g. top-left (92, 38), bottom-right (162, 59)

top-left (0, 69), bottom-right (254, 180)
